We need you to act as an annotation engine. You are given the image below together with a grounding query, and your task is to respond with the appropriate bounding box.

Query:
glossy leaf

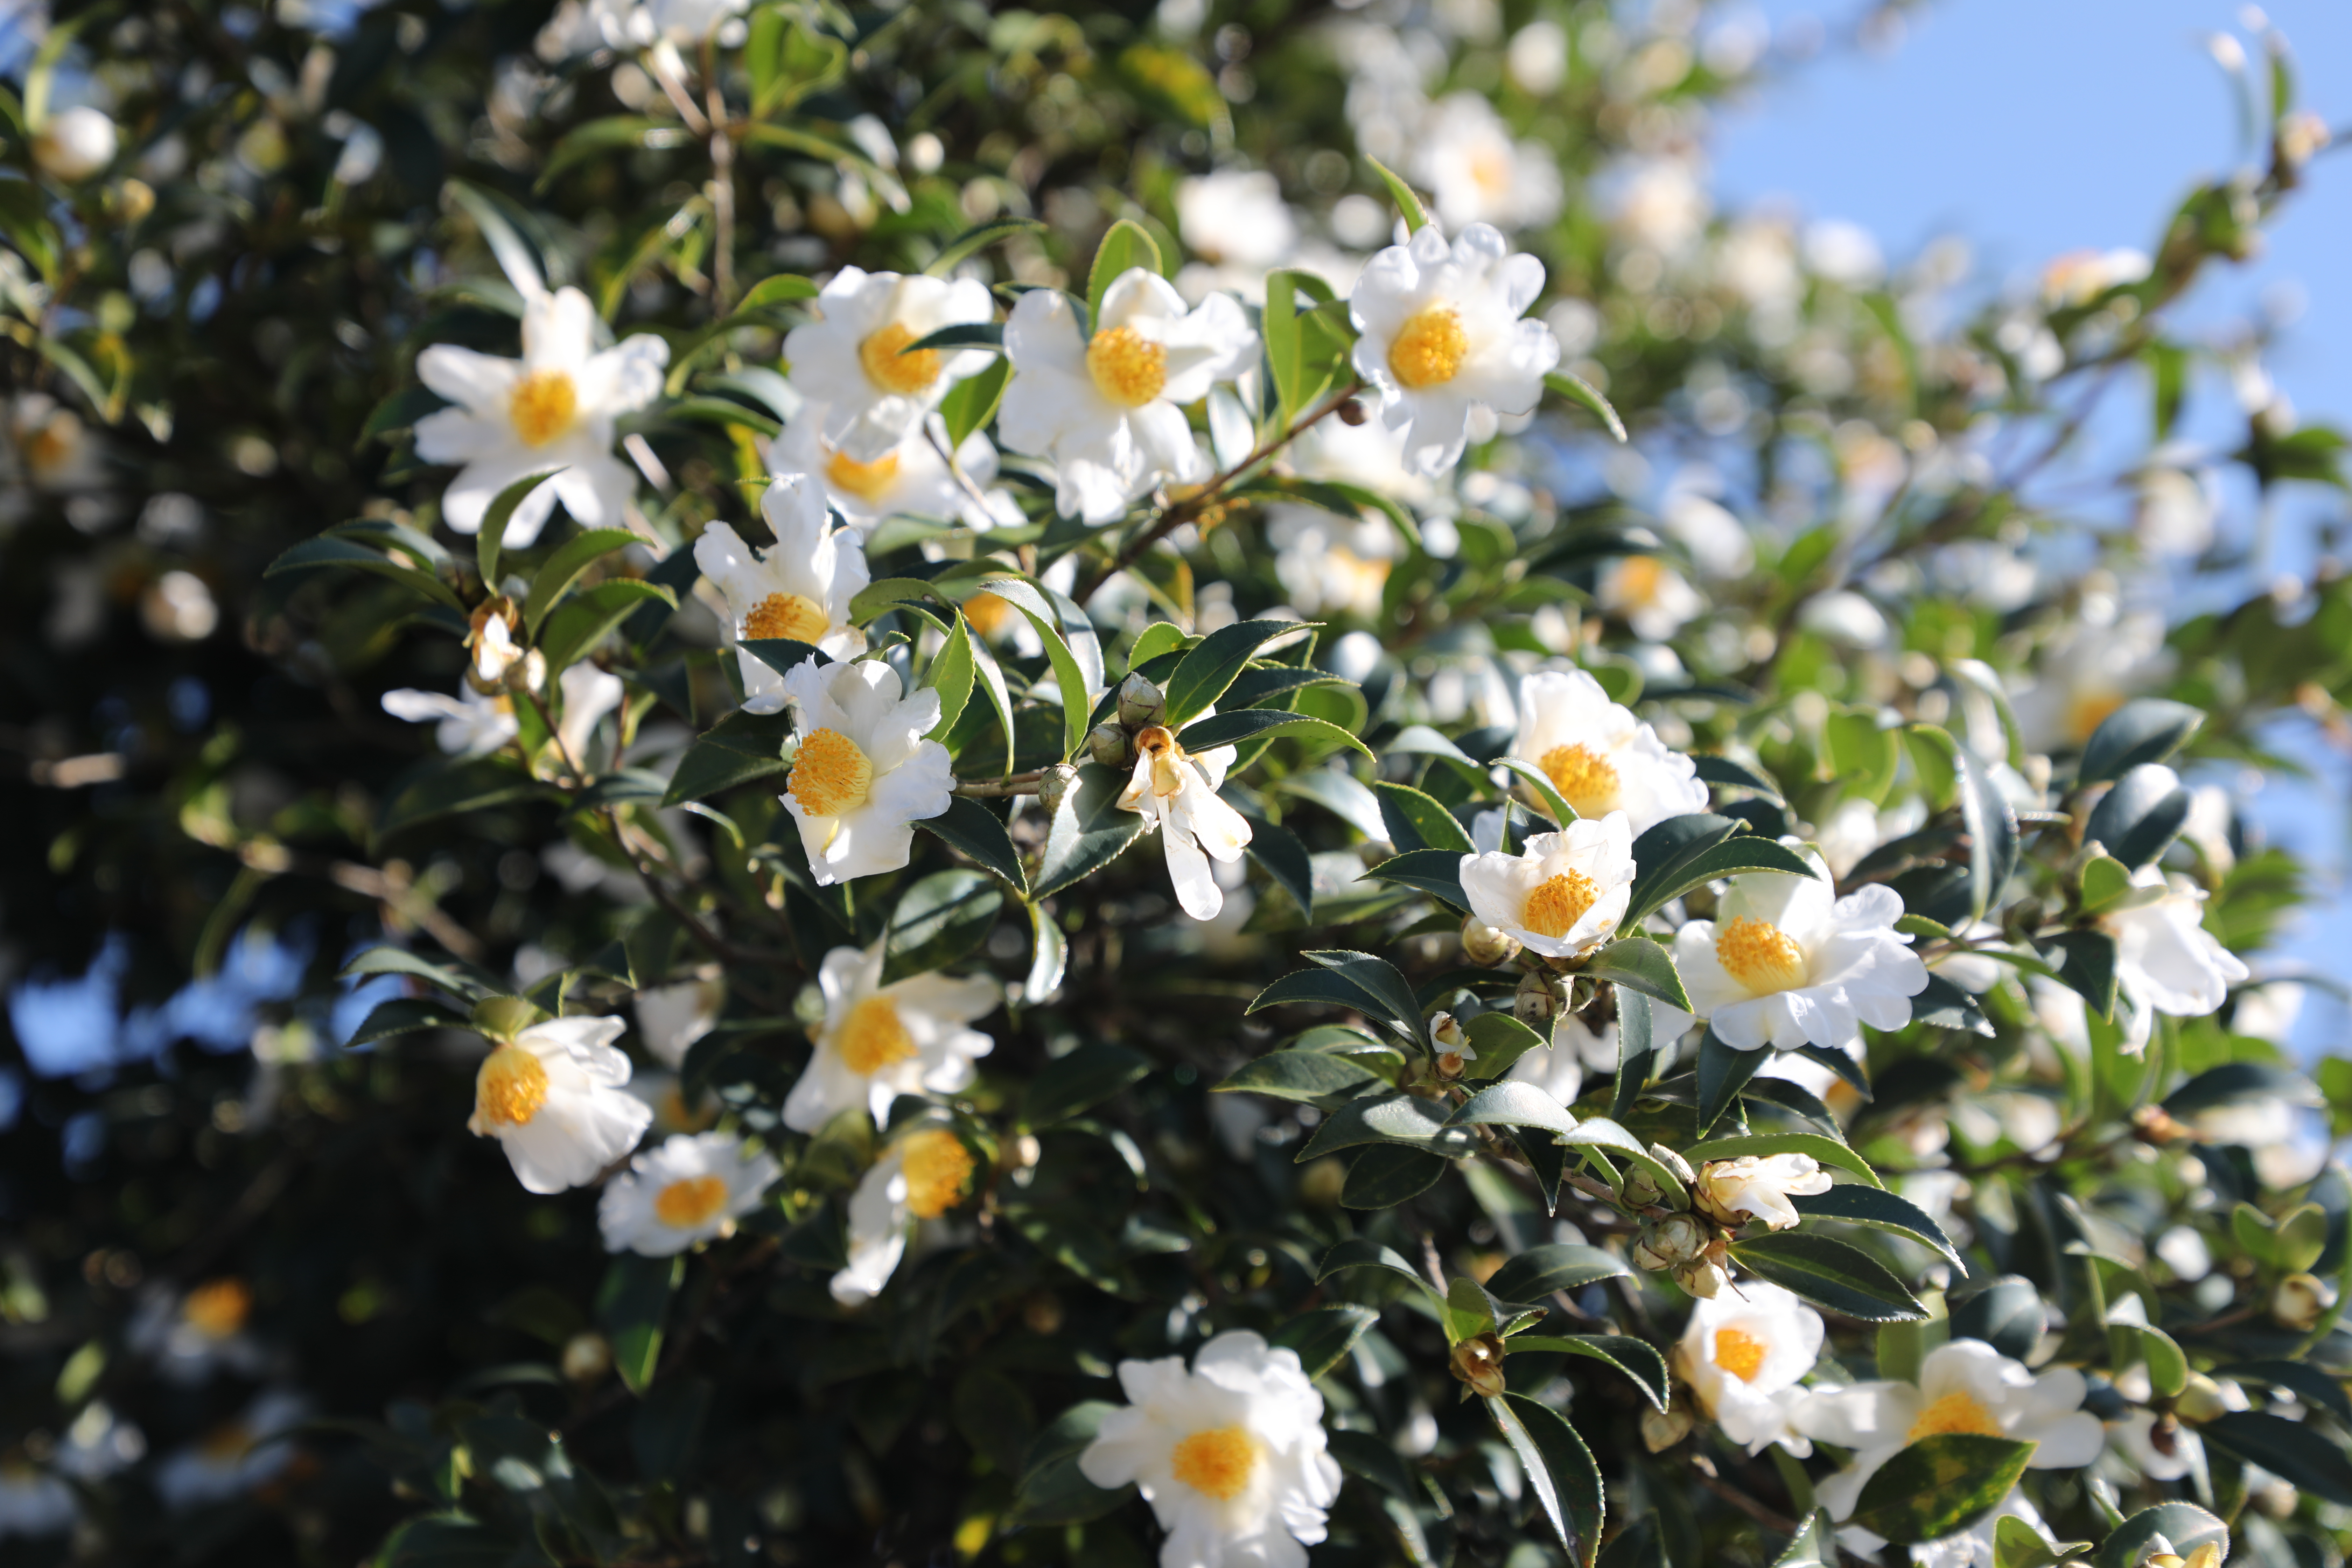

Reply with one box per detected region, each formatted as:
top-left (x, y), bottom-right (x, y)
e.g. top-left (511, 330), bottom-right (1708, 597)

top-left (1729, 1232), bottom-right (1927, 1321)
top-left (1032, 763), bottom-right (1150, 901)
top-left (1506, 1335), bottom-right (1668, 1410)
top-left (1848, 1435), bottom-right (2037, 1546)
top-left (1341, 1144), bottom-right (1448, 1208)
top-left (1024, 1043), bottom-right (1152, 1129)
top-left (1217, 1050), bottom-right (1385, 1101)
top-left (1792, 1185), bottom-right (1964, 1270)
top-left (1086, 218), bottom-right (1163, 325)
top-left (2200, 1411), bottom-right (2352, 1504)
top-left (1269, 1305), bottom-right (1380, 1381)
top-left (1363, 848), bottom-right (1470, 911)
top-left (2091, 1504), bottom-right (2228, 1568)
top-left (1582, 937), bottom-right (1691, 1011)
top-left (1178, 708), bottom-right (1370, 758)
top-left (1164, 620), bottom-right (1321, 728)
top-left (525, 528), bottom-right (639, 636)
top-left (1364, 154), bottom-right (1432, 234)
top-left (2079, 699), bottom-right (2204, 786)
top-left (1544, 368), bottom-right (1627, 443)
top-left (914, 796), bottom-right (1028, 896)
top-left (1374, 782), bottom-right (1474, 853)
top-left (1445, 1081), bottom-right (1578, 1136)
top-left (881, 869), bottom-right (1003, 984)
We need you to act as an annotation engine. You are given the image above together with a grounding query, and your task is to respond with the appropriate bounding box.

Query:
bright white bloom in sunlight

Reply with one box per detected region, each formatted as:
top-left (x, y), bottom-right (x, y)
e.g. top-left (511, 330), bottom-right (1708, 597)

top-left (695, 474), bottom-right (870, 714)
top-left (1286, 411), bottom-right (1440, 511)
top-left (1598, 554), bottom-right (1704, 641)
top-left (414, 286), bottom-right (668, 546)
top-left (468, 607), bottom-right (533, 686)
top-left (598, 1131), bottom-right (779, 1256)
top-left (1675, 850), bottom-right (1928, 1053)
top-left (1122, 722), bottom-right (1254, 922)
top-left (556, 660), bottom-right (624, 768)
top-left (634, 976), bottom-right (721, 1068)
top-left (1270, 511), bottom-right (1394, 621)
top-left (1796, 1340), bottom-right (2104, 1546)
top-left (382, 684), bottom-right (517, 758)
top-left (1350, 223), bottom-right (1560, 476)
top-left (999, 270), bottom-right (1256, 524)
top-left (1508, 1014), bottom-right (1621, 1106)
top-left (1176, 169), bottom-right (1298, 269)
top-left (768, 405), bottom-right (1020, 533)
top-left (831, 1125), bottom-right (977, 1303)
top-left (1458, 813), bottom-right (1635, 960)
top-left (2102, 864), bottom-right (2250, 1055)
top-left (777, 657), bottom-right (954, 886)
top-left (1693, 1153), bottom-right (1832, 1231)
top-left (783, 268), bottom-right (998, 461)
top-left (1611, 158), bottom-right (1711, 254)
top-left (2008, 610), bottom-right (2171, 754)
top-left (783, 941), bottom-right (997, 1132)
top-left (1507, 669), bottom-right (1708, 832)
top-left (1080, 1331), bottom-right (1342, 1568)
top-left (1678, 1282), bottom-right (1823, 1457)
top-left (33, 106), bottom-right (118, 182)
top-left (1413, 93), bottom-right (1562, 233)
top-left (468, 1016), bottom-right (654, 1193)
top-left (1813, 795), bottom-right (1928, 881)
top-left (2040, 246), bottom-right (2151, 308)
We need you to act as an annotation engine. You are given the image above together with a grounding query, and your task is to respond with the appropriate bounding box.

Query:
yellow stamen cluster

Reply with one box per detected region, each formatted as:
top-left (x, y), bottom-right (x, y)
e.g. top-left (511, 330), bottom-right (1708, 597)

top-left (825, 446), bottom-right (902, 502)
top-left (182, 1278), bottom-right (253, 1339)
top-left (836, 995), bottom-right (916, 1077)
top-left (859, 321), bottom-right (943, 396)
top-left (787, 728), bottom-right (874, 818)
top-left (1087, 325), bottom-right (1169, 407)
top-left (1170, 1425), bottom-right (1260, 1500)
top-left (963, 590), bottom-right (1015, 639)
top-left (1387, 305), bottom-right (1468, 389)
top-left (1134, 725), bottom-right (1190, 800)
top-left (1613, 555), bottom-right (1666, 607)
top-left (898, 1128), bottom-right (975, 1220)
top-left (1715, 917), bottom-right (1808, 994)
top-left (1909, 1392), bottom-right (2001, 1440)
top-left (1713, 1326), bottom-right (1768, 1383)
top-left (1521, 870), bottom-right (1601, 940)
top-left (1538, 742), bottom-right (1620, 816)
top-left (475, 1045), bottom-right (551, 1129)
top-left (653, 1174), bottom-right (732, 1231)
top-left (2067, 691), bottom-right (2125, 747)
top-left (743, 591), bottom-right (831, 645)
top-left (508, 368), bottom-right (579, 448)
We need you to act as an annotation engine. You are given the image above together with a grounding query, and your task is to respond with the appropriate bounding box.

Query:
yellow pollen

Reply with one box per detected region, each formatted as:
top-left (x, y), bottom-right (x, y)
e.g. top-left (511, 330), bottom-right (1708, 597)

top-left (23, 417), bottom-right (76, 476)
top-left (1469, 147), bottom-right (1512, 193)
top-left (1388, 305), bottom-right (1468, 390)
top-left (787, 727), bottom-right (875, 818)
top-left (2067, 690), bottom-right (2124, 747)
top-left (1134, 725), bottom-right (1190, 799)
top-left (1713, 1326), bottom-right (1769, 1383)
top-left (899, 1128), bottom-right (975, 1220)
top-left (1716, 917), bottom-right (1808, 994)
top-left (183, 1279), bottom-right (253, 1339)
top-left (824, 446), bottom-right (902, 502)
top-left (508, 368), bottom-right (578, 448)
top-left (835, 995), bottom-right (916, 1077)
top-left (1614, 555), bottom-right (1666, 607)
top-left (1170, 1426), bottom-right (1260, 1501)
top-left (653, 1174), bottom-right (732, 1231)
top-left (743, 591), bottom-right (831, 645)
top-left (1538, 742), bottom-right (1620, 816)
top-left (1909, 1392), bottom-right (2001, 1441)
top-left (963, 590), bottom-right (1015, 639)
top-left (475, 1045), bottom-right (550, 1129)
top-left (1086, 325), bottom-right (1168, 407)
top-left (859, 321), bottom-right (943, 396)
top-left (1522, 870), bottom-right (1602, 939)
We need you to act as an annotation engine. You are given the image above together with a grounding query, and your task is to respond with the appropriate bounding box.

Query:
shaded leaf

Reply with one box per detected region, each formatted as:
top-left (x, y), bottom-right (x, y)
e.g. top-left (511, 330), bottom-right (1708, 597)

top-left (1729, 1232), bottom-right (1927, 1321)
top-left (1848, 1435), bottom-right (2037, 1547)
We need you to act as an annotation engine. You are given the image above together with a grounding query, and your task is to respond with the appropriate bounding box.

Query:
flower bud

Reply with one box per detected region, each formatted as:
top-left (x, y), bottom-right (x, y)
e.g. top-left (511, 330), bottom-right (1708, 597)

top-left (113, 177), bottom-right (156, 224)
top-left (560, 1332), bottom-right (611, 1384)
top-left (1623, 1143), bottom-right (1695, 1210)
top-left (1514, 969), bottom-right (1564, 1030)
top-left (1460, 917), bottom-right (1521, 968)
top-left (1693, 1154), bottom-right (1833, 1231)
top-left (34, 106), bottom-right (118, 183)
top-left (1448, 1333), bottom-right (1508, 1399)
top-left (1632, 1213), bottom-right (1710, 1272)
top-left (2172, 1372), bottom-right (2240, 1425)
top-left (1336, 396), bottom-right (1369, 427)
top-left (2272, 1271), bottom-right (2336, 1332)
top-left (1673, 1256), bottom-right (1731, 1300)
top-left (1037, 763), bottom-right (1079, 817)
top-left (1429, 1011), bottom-right (1475, 1080)
top-left (1118, 672), bottom-right (1166, 729)
top-left (1640, 1403), bottom-right (1693, 1452)
top-left (2281, 110), bottom-right (2332, 171)
top-left (1087, 721), bottom-right (1136, 769)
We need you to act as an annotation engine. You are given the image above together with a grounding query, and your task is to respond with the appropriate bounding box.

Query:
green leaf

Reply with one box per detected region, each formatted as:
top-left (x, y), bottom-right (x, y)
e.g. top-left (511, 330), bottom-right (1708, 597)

top-left (1848, 1435), bottom-right (2037, 1547)
top-left (902, 321), bottom-right (1006, 356)
top-left (1024, 900), bottom-right (1067, 1004)
top-left (1496, 1394), bottom-right (1603, 1567)
top-left (1461, 1013), bottom-right (1549, 1081)
top-left (1687, 1132), bottom-right (1883, 1189)
top-left (1264, 267), bottom-right (1304, 424)
top-left (938, 355), bottom-right (1011, 449)
top-left (476, 470), bottom-right (562, 588)
top-left (1342, 1145), bottom-right (1448, 1209)
top-left (1446, 1081), bottom-right (1578, 1137)
top-left (1696, 1031), bottom-right (1768, 1136)
top-left (1582, 937), bottom-right (1690, 1012)
top-left (1269, 1305), bottom-right (1381, 1381)
top-left (1364, 155), bottom-right (1432, 235)
top-left (1087, 218), bottom-right (1164, 327)
top-left (1178, 708), bottom-right (1370, 758)
top-left (1792, 1186), bottom-right (1964, 1271)
top-left (340, 946), bottom-right (489, 997)
top-left (2043, 930), bottom-right (2119, 1017)
top-left (1544, 369), bottom-right (1628, 443)
top-left (1626, 818), bottom-right (1819, 928)
top-left (378, 758), bottom-right (552, 843)
top-left (1024, 1043), bottom-right (1152, 1129)
top-left (1303, 950), bottom-right (1429, 1046)
top-left (1363, 848), bottom-right (1470, 912)
top-left (1009, 1402), bottom-right (1128, 1527)
top-left (961, 576), bottom-right (1094, 760)
top-left (2079, 699), bottom-right (2204, 785)
top-left (927, 216), bottom-right (1048, 277)
top-left (2083, 764), bottom-right (2191, 870)
top-left (1950, 743), bottom-right (2020, 923)
top-left (1444, 1275), bottom-right (1499, 1344)
top-left (1775, 1511), bottom-right (1843, 1568)
top-left (879, 869), bottom-right (1003, 987)
top-left (1496, 756), bottom-right (1580, 826)
top-left (537, 115), bottom-right (695, 190)
top-left (540, 580), bottom-right (674, 673)
top-left (1032, 763), bottom-right (1150, 901)
top-left (1316, 1237), bottom-right (1442, 1302)
top-left (1373, 782), bottom-right (1473, 853)
top-left (2078, 854), bottom-right (2135, 914)
top-left (915, 796), bottom-right (1028, 895)
top-left (1165, 620), bottom-right (1320, 728)
top-left (346, 997), bottom-right (472, 1045)
top-left (1297, 1092), bottom-right (1476, 1161)
top-left (264, 535), bottom-right (465, 612)
top-left (660, 709), bottom-right (793, 807)
top-left (595, 1253), bottom-right (681, 1395)
top-left (1994, 1514), bottom-right (2092, 1568)
top-left (1486, 1244), bottom-right (1633, 1303)
top-left (1826, 710), bottom-right (1902, 806)
top-left (1216, 1050), bottom-right (1385, 1101)
top-left (359, 383), bottom-right (452, 446)
top-left (2162, 1061), bottom-right (2323, 1119)
top-left (2091, 1505), bottom-right (2227, 1568)
top-left (1556, 1118), bottom-right (1690, 1208)
top-left (525, 528), bottom-right (640, 636)
top-left (2200, 1411), bottom-right (2352, 1504)
top-left (2211, 1361), bottom-right (2352, 1428)
top-left (1729, 1232), bottom-right (1927, 1321)
top-left (1245, 815), bottom-right (1316, 921)
top-left (1614, 989), bottom-right (1660, 1120)
top-left (1505, 1336), bottom-right (1669, 1411)
top-left (663, 395), bottom-right (781, 437)
top-left (732, 272), bottom-right (820, 313)
top-left (923, 614), bottom-right (977, 741)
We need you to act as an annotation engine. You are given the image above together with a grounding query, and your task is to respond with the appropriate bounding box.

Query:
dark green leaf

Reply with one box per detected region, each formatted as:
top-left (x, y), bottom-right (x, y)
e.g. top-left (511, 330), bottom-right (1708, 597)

top-left (1544, 368), bottom-right (1627, 443)
top-left (929, 216), bottom-right (1048, 276)
top-left (1164, 620), bottom-right (1322, 728)
top-left (1913, 972), bottom-right (1993, 1036)
top-left (881, 869), bottom-right (1003, 984)
top-left (595, 1253), bottom-right (681, 1395)
top-left (537, 115), bottom-right (694, 189)
top-left (1951, 744), bottom-right (2020, 923)
top-left (1178, 708), bottom-right (1369, 758)
top-left (264, 535), bottom-right (465, 612)
top-left (1316, 1237), bottom-right (1442, 1300)
top-left (1583, 937), bottom-right (1691, 1012)
top-left (1032, 763), bottom-right (1150, 901)
top-left (1445, 1081), bottom-right (1577, 1137)
top-left (1505, 1335), bottom-right (1668, 1411)
top-left (659, 709), bottom-right (793, 807)
top-left (903, 321), bottom-right (1006, 355)
top-left (924, 614), bottom-right (978, 740)
top-left (2091, 1505), bottom-right (2228, 1568)
top-left (1614, 989), bottom-right (1659, 1121)
top-left (1949, 1276), bottom-right (2046, 1360)
top-left (1216, 1050), bottom-right (1384, 1101)
top-left (1792, 1185), bottom-right (1965, 1271)
top-left (1270, 1305), bottom-right (1381, 1380)
top-left (2084, 766), bottom-right (2191, 870)
top-left (1298, 1092), bottom-right (1476, 1161)
top-left (1304, 949), bottom-right (1429, 1046)
top-left (2163, 1062), bottom-right (2323, 1118)
top-left (1773, 1510), bottom-right (1841, 1568)
top-left (2212, 1362), bottom-right (2352, 1428)
top-left (1342, 1145), bottom-right (1448, 1209)
top-left (2079, 699), bottom-right (2204, 785)
top-left (1485, 1244), bottom-right (1633, 1303)
top-left (1375, 782), bottom-right (1473, 853)
top-left (1696, 1031), bottom-right (1768, 1136)
top-left (524, 528), bottom-right (640, 636)
top-left (2043, 930), bottom-right (2119, 1018)
top-left (740, 637), bottom-right (830, 679)
top-left (346, 997), bottom-right (471, 1045)
top-left (379, 758), bottom-right (552, 842)
top-left (2200, 1411), bottom-right (2352, 1504)
top-left (540, 579), bottom-right (675, 673)
top-left (1729, 1232), bottom-right (1926, 1322)
top-left (915, 796), bottom-right (1028, 896)
top-left (1848, 1435), bottom-right (2037, 1546)
top-left (1024, 1042), bottom-right (1152, 1129)
top-left (1499, 1394), bottom-right (1603, 1567)
top-left (939, 354), bottom-right (1012, 449)
top-left (1460, 1012), bottom-right (1548, 1081)
top-left (1010, 1402), bottom-right (1128, 1526)
top-left (1363, 848), bottom-right (1470, 911)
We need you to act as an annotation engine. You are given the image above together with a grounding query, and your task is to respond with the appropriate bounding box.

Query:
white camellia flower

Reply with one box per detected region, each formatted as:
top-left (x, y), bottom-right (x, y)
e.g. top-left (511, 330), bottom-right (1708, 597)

top-left (33, 106), bottom-right (119, 182)
top-left (634, 976), bottom-right (721, 1068)
top-left (467, 1015), bottom-right (655, 1193)
top-left (2007, 610), bottom-right (2171, 754)
top-left (1176, 169), bottom-right (1299, 271)
top-left (776, 656), bottom-right (955, 886)
top-left (1458, 813), bottom-right (1636, 959)
top-left (782, 268), bottom-right (999, 461)
top-left (694, 474), bottom-right (870, 715)
top-left (1676, 850), bottom-right (1929, 1053)
top-left (555, 660), bottom-right (625, 769)
top-left (381, 684), bottom-right (517, 758)
top-left (1693, 1153), bottom-right (1833, 1231)
top-left (1677, 1281), bottom-right (1824, 1456)
top-left (413, 285), bottom-right (669, 546)
top-left (1270, 511), bottom-right (1394, 621)
top-left (783, 941), bottom-right (997, 1132)
top-left (1507, 669), bottom-right (1709, 832)
top-left (4, 392), bottom-right (108, 495)
top-left (1598, 554), bottom-right (1705, 642)
top-left (1120, 721), bottom-right (1255, 921)
top-left (1349, 222), bottom-right (1560, 476)
top-left (2101, 863), bottom-right (2250, 1055)
top-left (767, 404), bottom-right (1020, 533)
top-left (998, 269), bottom-right (1257, 524)
top-left (831, 1125), bottom-right (978, 1303)
top-left (468, 606), bottom-right (534, 686)
top-left (1080, 1330), bottom-right (1343, 1568)
top-left (1412, 93), bottom-right (1563, 233)
top-left (1795, 1340), bottom-right (2105, 1549)
top-left (598, 1131), bottom-right (780, 1256)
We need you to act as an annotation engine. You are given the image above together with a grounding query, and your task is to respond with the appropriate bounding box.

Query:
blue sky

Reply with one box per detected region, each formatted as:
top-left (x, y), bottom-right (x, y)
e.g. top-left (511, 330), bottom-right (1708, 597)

top-left (1709, 0), bottom-right (2352, 1056)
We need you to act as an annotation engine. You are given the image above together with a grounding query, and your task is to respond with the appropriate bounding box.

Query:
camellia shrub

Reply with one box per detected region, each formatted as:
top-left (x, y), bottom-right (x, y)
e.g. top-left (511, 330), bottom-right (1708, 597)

top-left (7, 1), bottom-right (2352, 1565)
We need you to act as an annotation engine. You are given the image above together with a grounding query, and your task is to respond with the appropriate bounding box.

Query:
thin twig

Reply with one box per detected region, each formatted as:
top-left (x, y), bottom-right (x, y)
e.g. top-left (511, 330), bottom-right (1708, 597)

top-left (701, 35), bottom-right (734, 313)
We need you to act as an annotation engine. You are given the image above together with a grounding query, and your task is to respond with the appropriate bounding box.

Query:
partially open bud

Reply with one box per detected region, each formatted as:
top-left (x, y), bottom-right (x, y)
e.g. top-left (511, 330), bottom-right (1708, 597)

top-left (1430, 1011), bottom-right (1475, 1079)
top-left (1118, 672), bottom-right (1166, 729)
top-left (1514, 969), bottom-right (1565, 1030)
top-left (1673, 1255), bottom-right (1732, 1300)
top-left (2272, 1271), bottom-right (2336, 1332)
top-left (1632, 1212), bottom-right (1710, 1272)
top-left (1461, 917), bottom-right (1521, 968)
top-left (1087, 721), bottom-right (1136, 769)
top-left (1037, 763), bottom-right (1079, 817)
top-left (1448, 1333), bottom-right (1508, 1399)
top-left (2172, 1372), bottom-right (2241, 1425)
top-left (1640, 1403), bottom-right (1693, 1452)
top-left (1693, 1153), bottom-right (1833, 1231)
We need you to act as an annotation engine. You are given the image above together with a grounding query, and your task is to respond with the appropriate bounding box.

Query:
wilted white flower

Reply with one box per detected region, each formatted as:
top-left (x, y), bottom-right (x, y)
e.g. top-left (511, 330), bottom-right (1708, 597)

top-left (33, 105), bottom-right (118, 182)
top-left (1080, 1330), bottom-right (1343, 1568)
top-left (598, 1131), bottom-right (779, 1255)
top-left (1458, 813), bottom-right (1636, 959)
top-left (831, 1125), bottom-right (977, 1303)
top-left (382, 684), bottom-right (517, 758)
top-left (1349, 222), bottom-right (1560, 476)
top-left (694, 474), bottom-right (870, 714)
top-left (2102, 864), bottom-right (2250, 1055)
top-left (782, 268), bottom-right (999, 461)
top-left (1507, 669), bottom-right (1709, 832)
top-left (782, 940), bottom-right (997, 1132)
top-left (1678, 1281), bottom-right (1823, 1456)
top-left (1412, 93), bottom-right (1562, 233)
top-left (413, 286), bottom-right (668, 546)
top-left (776, 656), bottom-right (954, 886)
top-left (1121, 721), bottom-right (1254, 921)
top-left (468, 1015), bottom-right (654, 1193)
top-left (768, 405), bottom-right (1020, 533)
top-left (1693, 1153), bottom-right (1832, 1231)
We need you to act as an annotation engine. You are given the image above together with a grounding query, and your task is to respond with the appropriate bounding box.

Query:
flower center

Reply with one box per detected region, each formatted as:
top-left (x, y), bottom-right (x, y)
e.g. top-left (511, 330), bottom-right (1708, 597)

top-left (1388, 305), bottom-right (1468, 389)
top-left (1170, 1425), bottom-right (1259, 1501)
top-left (743, 591), bottom-right (831, 644)
top-left (183, 1279), bottom-right (252, 1339)
top-left (2067, 690), bottom-right (2124, 747)
top-left (1909, 1391), bottom-right (2001, 1441)
top-left (1470, 146), bottom-right (1512, 194)
top-left (1715, 918), bottom-right (1809, 994)
top-left (1614, 555), bottom-right (1665, 607)
top-left (652, 1174), bottom-right (732, 1230)
top-left (509, 368), bottom-right (579, 447)
top-left (1087, 324), bottom-right (1168, 407)
top-left (825, 446), bottom-right (902, 502)
top-left (787, 727), bottom-right (875, 818)
top-left (858, 320), bottom-right (943, 396)
top-left (899, 1128), bottom-right (974, 1220)
top-left (964, 590), bottom-right (1015, 638)
top-left (836, 995), bottom-right (916, 1077)
top-left (1713, 1326), bottom-right (1768, 1382)
top-left (1522, 870), bottom-right (1601, 939)
top-left (24, 416), bottom-right (77, 476)
top-left (1134, 725), bottom-right (1190, 799)
top-left (1538, 742), bottom-right (1619, 816)
top-left (475, 1045), bottom-right (550, 1129)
